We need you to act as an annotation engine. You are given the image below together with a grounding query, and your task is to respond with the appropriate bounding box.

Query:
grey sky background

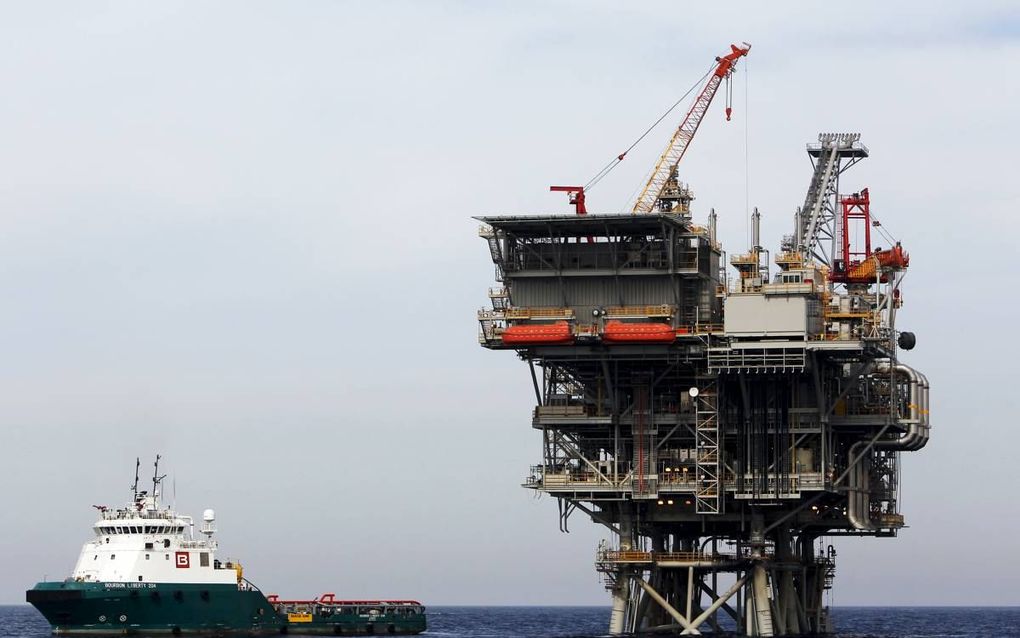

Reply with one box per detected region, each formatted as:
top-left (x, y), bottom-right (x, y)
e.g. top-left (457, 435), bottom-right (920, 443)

top-left (1, 1), bottom-right (1018, 606)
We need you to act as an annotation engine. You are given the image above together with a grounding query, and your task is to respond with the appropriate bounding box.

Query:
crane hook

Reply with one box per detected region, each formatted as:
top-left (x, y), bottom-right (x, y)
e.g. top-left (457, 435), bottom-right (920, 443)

top-left (725, 74), bottom-right (734, 121)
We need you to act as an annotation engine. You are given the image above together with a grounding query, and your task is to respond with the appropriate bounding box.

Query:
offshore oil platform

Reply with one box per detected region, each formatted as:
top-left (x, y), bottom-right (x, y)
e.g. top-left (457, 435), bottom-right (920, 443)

top-left (477, 44), bottom-right (928, 635)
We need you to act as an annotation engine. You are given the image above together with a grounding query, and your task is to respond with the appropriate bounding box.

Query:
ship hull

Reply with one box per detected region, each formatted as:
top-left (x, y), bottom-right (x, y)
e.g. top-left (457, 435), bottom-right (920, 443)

top-left (28, 581), bottom-right (277, 636)
top-left (28, 582), bottom-right (426, 636)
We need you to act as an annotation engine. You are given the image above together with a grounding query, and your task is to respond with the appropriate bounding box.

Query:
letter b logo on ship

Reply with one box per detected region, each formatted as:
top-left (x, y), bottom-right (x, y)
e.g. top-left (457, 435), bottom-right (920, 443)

top-left (175, 552), bottom-right (190, 568)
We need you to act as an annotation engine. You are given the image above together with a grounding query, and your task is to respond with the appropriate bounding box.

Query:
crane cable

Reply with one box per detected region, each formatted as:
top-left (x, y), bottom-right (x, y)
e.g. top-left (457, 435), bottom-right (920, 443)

top-left (583, 62), bottom-right (717, 194)
top-left (744, 57), bottom-right (750, 248)
top-left (870, 213), bottom-right (900, 248)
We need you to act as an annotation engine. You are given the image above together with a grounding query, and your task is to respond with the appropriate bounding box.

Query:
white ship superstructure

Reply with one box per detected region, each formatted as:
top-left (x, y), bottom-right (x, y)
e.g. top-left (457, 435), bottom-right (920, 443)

top-left (70, 457), bottom-right (242, 587)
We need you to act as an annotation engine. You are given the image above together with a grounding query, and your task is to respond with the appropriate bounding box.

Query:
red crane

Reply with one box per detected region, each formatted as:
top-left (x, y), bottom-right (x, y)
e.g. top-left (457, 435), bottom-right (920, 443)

top-left (831, 188), bottom-right (909, 284)
top-left (550, 43), bottom-right (748, 216)
top-left (549, 185), bottom-right (587, 215)
top-left (632, 43), bottom-right (750, 214)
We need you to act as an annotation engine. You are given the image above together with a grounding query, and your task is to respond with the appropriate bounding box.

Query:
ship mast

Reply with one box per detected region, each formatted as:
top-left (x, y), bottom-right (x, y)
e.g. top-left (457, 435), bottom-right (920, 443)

top-left (152, 454), bottom-right (166, 508)
top-left (131, 457), bottom-right (141, 502)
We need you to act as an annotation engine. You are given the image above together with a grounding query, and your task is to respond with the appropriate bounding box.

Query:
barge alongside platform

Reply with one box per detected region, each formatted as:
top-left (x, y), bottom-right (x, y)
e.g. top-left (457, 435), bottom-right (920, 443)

top-left (27, 458), bottom-right (426, 636)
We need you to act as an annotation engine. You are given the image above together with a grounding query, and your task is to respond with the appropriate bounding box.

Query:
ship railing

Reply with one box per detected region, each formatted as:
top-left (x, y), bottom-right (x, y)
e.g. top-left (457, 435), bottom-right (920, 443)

top-left (270, 600), bottom-right (425, 616)
top-left (240, 578), bottom-right (261, 592)
top-left (100, 509), bottom-right (178, 521)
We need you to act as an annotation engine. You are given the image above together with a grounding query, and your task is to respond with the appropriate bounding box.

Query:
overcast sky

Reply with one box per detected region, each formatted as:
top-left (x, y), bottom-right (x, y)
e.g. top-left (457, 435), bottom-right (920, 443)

top-left (1, 1), bottom-right (1018, 607)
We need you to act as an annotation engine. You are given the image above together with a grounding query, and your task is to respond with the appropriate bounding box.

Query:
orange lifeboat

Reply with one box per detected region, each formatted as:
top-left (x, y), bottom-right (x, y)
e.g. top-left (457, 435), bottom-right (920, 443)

top-left (502, 321), bottom-right (575, 345)
top-left (602, 321), bottom-right (675, 344)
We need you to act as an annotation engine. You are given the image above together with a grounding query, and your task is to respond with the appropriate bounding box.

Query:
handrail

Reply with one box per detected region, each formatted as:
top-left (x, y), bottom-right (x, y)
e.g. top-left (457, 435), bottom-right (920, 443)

top-left (598, 550), bottom-right (739, 564)
top-left (505, 307), bottom-right (575, 319)
top-left (604, 304), bottom-right (673, 318)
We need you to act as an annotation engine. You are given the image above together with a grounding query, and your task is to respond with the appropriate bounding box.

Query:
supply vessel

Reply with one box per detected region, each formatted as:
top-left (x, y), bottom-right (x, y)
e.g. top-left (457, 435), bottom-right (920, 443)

top-left (26, 458), bottom-right (426, 636)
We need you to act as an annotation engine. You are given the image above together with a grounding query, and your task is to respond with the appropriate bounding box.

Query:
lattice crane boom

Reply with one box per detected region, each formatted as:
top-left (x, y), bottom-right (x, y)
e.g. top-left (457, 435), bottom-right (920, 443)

top-left (631, 43), bottom-right (749, 214)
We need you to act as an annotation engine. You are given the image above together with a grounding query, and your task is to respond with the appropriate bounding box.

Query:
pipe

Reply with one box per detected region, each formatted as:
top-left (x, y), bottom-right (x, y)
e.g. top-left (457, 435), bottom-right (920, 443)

top-left (845, 442), bottom-right (872, 531)
top-left (873, 361), bottom-right (930, 451)
top-left (847, 361), bottom-right (932, 529)
top-left (608, 576), bottom-right (628, 635)
top-left (752, 207), bottom-right (761, 250)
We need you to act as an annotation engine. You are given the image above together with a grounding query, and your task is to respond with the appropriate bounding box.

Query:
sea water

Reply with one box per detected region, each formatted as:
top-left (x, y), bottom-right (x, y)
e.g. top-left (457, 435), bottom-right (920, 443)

top-left (3, 604), bottom-right (1019, 637)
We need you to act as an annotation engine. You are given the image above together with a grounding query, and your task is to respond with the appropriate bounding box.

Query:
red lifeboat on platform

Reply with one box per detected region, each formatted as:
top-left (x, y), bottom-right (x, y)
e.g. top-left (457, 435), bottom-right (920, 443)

top-left (602, 320), bottom-right (676, 344)
top-left (501, 321), bottom-right (575, 345)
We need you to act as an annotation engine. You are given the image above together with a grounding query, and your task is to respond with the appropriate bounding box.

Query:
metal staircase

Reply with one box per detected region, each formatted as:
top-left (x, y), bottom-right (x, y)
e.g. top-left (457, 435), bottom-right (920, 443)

top-left (631, 388), bottom-right (658, 499)
top-left (479, 225), bottom-right (504, 281)
top-left (488, 287), bottom-right (510, 311)
top-left (695, 383), bottom-right (721, 514)
top-left (798, 142), bottom-right (840, 266)
top-left (797, 133), bottom-right (869, 268)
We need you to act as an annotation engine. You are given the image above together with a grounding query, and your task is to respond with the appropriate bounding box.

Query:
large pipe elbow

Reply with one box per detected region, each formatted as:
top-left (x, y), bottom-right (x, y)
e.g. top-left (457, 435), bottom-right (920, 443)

top-left (873, 361), bottom-right (930, 451)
